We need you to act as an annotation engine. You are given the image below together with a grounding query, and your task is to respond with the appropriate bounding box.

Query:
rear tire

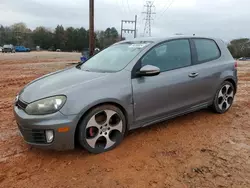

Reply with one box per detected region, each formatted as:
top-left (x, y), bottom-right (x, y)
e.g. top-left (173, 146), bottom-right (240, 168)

top-left (212, 81), bottom-right (235, 114)
top-left (78, 105), bottom-right (126, 154)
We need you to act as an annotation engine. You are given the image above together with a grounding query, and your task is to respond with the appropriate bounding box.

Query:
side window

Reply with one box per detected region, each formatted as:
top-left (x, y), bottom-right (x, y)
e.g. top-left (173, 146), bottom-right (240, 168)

top-left (194, 39), bottom-right (220, 62)
top-left (141, 39), bottom-right (191, 72)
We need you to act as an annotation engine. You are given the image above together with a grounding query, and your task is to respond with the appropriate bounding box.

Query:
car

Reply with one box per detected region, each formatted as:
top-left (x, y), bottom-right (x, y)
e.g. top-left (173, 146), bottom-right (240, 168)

top-left (48, 47), bottom-right (55, 51)
top-left (15, 46), bottom-right (30, 52)
top-left (0, 47), bottom-right (2, 52)
top-left (56, 49), bottom-right (61, 52)
top-left (238, 57), bottom-right (250, 61)
top-left (2, 44), bottom-right (15, 53)
top-left (13, 36), bottom-right (237, 154)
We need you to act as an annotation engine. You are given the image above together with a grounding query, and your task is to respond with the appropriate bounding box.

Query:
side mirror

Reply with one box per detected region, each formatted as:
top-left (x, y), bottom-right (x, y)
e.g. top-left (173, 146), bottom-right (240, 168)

top-left (137, 65), bottom-right (160, 76)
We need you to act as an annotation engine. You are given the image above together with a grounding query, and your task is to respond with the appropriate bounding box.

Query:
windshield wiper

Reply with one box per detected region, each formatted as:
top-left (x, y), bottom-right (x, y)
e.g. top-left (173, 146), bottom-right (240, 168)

top-left (75, 62), bottom-right (83, 69)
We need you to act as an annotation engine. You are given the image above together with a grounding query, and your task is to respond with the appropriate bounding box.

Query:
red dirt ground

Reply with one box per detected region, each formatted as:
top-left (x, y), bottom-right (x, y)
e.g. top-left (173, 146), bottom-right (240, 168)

top-left (0, 52), bottom-right (250, 188)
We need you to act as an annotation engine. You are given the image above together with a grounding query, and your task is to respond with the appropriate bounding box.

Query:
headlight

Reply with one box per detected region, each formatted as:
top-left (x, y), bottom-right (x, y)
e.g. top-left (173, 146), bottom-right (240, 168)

top-left (25, 96), bottom-right (66, 115)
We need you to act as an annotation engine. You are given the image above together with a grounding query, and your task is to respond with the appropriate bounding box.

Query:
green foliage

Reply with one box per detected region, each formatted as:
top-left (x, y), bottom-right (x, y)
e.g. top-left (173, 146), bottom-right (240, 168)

top-left (32, 26), bottom-right (53, 49)
top-left (96, 27), bottom-right (119, 49)
top-left (0, 23), bottom-right (121, 51)
top-left (227, 38), bottom-right (250, 58)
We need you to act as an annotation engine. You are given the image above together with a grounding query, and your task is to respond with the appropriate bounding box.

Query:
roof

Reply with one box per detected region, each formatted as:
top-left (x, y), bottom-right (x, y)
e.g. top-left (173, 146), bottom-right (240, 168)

top-left (118, 35), bottom-right (220, 44)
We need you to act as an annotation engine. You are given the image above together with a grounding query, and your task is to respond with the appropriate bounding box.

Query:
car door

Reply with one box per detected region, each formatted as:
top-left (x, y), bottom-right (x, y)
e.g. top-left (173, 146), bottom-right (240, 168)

top-left (131, 39), bottom-right (204, 125)
top-left (189, 38), bottom-right (223, 102)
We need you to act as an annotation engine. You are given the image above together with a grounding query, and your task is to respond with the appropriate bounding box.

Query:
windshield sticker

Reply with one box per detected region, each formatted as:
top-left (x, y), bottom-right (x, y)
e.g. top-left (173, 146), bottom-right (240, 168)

top-left (128, 43), bottom-right (151, 48)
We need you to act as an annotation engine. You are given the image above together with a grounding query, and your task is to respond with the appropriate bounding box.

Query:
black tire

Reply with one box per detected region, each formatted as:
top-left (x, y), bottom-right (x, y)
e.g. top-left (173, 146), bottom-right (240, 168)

top-left (78, 105), bottom-right (126, 154)
top-left (212, 81), bottom-right (235, 114)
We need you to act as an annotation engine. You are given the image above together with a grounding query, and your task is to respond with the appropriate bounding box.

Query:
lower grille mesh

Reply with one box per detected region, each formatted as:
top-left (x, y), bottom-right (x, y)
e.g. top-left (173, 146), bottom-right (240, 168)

top-left (18, 125), bottom-right (47, 144)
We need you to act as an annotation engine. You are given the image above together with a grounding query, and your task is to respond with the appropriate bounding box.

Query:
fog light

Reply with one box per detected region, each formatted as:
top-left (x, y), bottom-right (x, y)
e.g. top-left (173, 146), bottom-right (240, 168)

top-left (45, 130), bottom-right (54, 143)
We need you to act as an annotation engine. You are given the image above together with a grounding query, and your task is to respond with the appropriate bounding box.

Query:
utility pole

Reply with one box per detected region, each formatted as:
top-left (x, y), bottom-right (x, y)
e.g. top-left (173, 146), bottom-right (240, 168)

top-left (120, 15), bottom-right (137, 40)
top-left (134, 15), bottom-right (137, 38)
top-left (89, 0), bottom-right (95, 57)
top-left (142, 1), bottom-right (156, 37)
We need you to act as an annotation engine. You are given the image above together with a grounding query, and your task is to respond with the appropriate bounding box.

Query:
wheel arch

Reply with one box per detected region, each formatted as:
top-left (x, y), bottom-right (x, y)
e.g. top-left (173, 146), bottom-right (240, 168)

top-left (224, 77), bottom-right (237, 93)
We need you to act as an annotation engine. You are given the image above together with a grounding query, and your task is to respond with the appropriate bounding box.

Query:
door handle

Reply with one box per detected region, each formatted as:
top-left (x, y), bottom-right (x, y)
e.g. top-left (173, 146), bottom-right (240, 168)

top-left (189, 72), bottom-right (199, 78)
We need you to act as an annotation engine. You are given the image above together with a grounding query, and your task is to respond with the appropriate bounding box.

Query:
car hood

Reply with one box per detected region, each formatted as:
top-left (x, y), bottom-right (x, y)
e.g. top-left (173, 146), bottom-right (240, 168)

top-left (19, 66), bottom-right (109, 103)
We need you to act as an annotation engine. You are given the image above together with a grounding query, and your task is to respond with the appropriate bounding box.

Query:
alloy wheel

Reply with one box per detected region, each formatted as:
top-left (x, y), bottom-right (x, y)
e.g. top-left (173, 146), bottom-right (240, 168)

top-left (85, 109), bottom-right (124, 150)
top-left (217, 84), bottom-right (234, 111)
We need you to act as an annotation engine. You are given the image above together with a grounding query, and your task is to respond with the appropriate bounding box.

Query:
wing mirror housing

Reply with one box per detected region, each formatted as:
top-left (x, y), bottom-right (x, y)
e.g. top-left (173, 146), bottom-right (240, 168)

top-left (137, 65), bottom-right (160, 76)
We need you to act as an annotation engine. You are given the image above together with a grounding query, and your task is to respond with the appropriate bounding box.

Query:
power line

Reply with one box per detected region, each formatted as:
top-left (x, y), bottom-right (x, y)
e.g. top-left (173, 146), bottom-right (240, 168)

top-left (121, 0), bottom-right (128, 16)
top-left (157, 0), bottom-right (171, 15)
top-left (136, 0), bottom-right (146, 36)
top-left (160, 0), bottom-right (175, 16)
top-left (116, 0), bottom-right (126, 17)
top-left (126, 0), bottom-right (132, 13)
top-left (156, 0), bottom-right (175, 20)
top-left (121, 0), bottom-right (132, 17)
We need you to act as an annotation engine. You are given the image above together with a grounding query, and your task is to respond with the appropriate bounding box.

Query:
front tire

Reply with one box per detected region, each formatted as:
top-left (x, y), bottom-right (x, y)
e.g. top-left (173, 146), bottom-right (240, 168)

top-left (212, 81), bottom-right (235, 114)
top-left (78, 105), bottom-right (126, 154)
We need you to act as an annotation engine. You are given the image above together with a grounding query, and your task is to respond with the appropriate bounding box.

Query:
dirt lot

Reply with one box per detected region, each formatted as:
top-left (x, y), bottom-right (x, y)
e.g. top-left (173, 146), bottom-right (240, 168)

top-left (0, 52), bottom-right (250, 188)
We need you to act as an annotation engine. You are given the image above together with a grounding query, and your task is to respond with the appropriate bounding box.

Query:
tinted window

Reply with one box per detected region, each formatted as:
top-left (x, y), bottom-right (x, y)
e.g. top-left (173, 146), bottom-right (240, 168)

top-left (194, 39), bottom-right (220, 62)
top-left (141, 39), bottom-right (191, 72)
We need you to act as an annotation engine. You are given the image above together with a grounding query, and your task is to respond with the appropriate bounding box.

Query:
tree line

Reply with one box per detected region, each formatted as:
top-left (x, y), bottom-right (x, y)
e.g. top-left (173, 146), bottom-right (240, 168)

top-left (0, 23), bottom-right (249, 57)
top-left (0, 23), bottom-right (122, 51)
top-left (227, 38), bottom-right (250, 58)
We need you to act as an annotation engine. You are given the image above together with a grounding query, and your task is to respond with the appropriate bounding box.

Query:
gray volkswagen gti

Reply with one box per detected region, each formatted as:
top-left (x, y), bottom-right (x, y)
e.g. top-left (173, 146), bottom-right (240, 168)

top-left (14, 36), bottom-right (237, 154)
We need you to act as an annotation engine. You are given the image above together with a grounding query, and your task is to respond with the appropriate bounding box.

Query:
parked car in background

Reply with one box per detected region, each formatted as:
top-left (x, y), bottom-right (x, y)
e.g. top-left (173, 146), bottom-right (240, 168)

top-left (48, 47), bottom-right (55, 51)
top-left (238, 57), bottom-right (250, 61)
top-left (15, 46), bottom-right (30, 52)
top-left (14, 36), bottom-right (237, 154)
top-left (0, 47), bottom-right (2, 52)
top-left (56, 49), bottom-right (61, 52)
top-left (2, 44), bottom-right (15, 53)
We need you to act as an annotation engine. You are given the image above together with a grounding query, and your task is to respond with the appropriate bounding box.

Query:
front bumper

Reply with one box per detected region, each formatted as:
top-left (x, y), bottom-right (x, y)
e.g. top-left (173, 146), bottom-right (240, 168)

top-left (13, 105), bottom-right (79, 151)
top-left (3, 49), bottom-right (12, 52)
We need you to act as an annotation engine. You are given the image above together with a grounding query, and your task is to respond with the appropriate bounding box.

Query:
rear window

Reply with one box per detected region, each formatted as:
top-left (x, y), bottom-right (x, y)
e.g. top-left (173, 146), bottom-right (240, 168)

top-left (194, 39), bottom-right (220, 62)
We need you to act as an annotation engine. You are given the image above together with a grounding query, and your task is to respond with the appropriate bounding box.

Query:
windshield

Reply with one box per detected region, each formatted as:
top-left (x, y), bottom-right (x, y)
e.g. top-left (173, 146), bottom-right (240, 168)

top-left (80, 42), bottom-right (152, 72)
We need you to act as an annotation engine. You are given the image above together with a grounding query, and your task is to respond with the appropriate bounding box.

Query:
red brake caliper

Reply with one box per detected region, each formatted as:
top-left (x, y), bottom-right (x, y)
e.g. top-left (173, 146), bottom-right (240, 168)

top-left (89, 127), bottom-right (94, 137)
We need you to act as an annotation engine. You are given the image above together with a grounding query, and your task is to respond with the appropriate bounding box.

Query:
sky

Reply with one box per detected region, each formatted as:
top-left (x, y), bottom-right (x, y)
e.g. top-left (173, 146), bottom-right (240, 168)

top-left (0, 0), bottom-right (249, 41)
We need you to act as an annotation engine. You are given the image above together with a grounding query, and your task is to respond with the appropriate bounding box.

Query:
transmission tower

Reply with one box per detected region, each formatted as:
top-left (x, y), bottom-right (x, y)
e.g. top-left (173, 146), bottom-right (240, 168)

top-left (142, 1), bottom-right (156, 37)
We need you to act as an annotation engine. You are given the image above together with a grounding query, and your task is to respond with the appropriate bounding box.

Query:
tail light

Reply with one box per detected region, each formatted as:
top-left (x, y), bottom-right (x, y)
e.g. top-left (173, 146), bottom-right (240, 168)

top-left (234, 61), bottom-right (238, 69)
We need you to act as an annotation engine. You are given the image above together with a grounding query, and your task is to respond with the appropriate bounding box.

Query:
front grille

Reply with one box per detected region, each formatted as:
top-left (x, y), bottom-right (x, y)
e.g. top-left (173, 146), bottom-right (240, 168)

top-left (18, 125), bottom-right (47, 144)
top-left (16, 99), bottom-right (28, 110)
